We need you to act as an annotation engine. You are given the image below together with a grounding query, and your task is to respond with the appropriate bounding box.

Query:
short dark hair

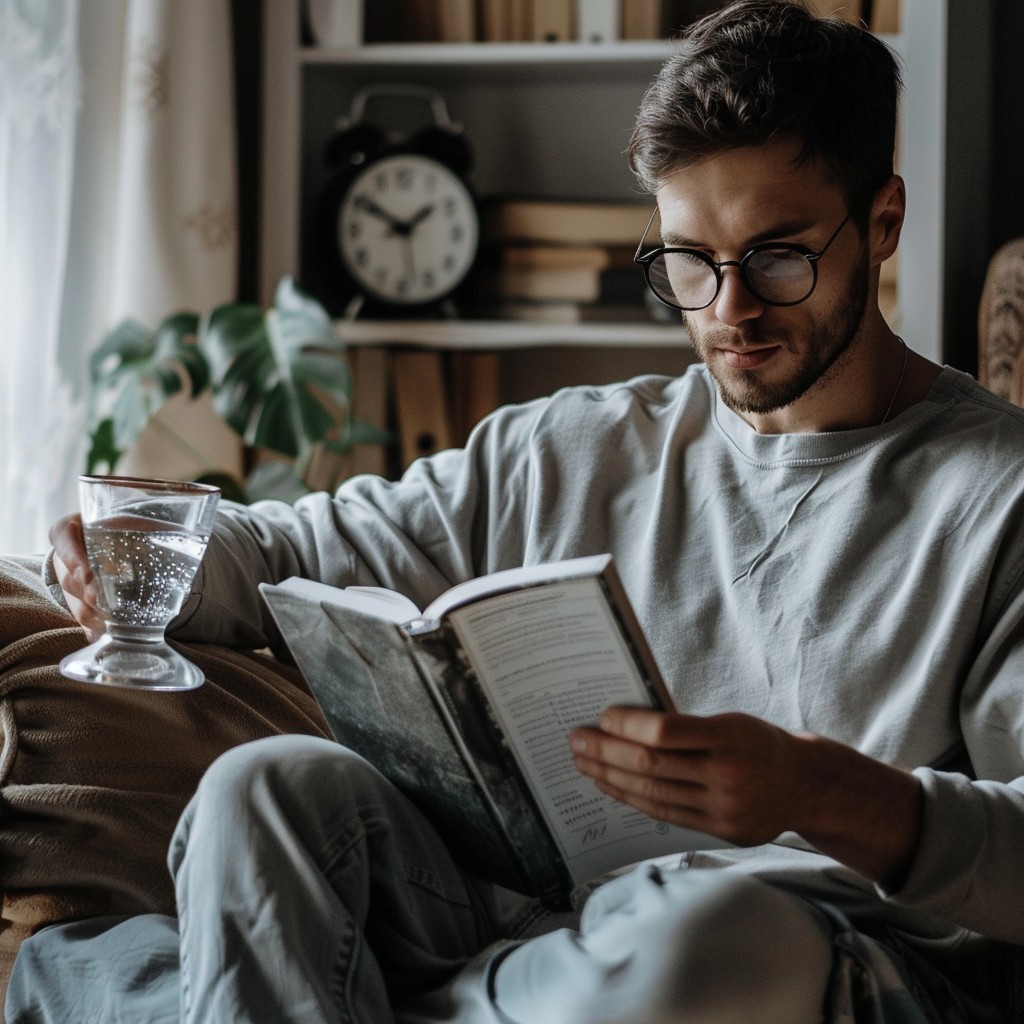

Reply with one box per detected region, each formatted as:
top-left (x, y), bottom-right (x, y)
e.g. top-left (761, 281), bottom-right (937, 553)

top-left (628, 0), bottom-right (902, 210)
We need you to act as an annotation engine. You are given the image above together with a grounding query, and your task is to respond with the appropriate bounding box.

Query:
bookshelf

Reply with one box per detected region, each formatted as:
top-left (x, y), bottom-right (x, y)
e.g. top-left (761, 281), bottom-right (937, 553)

top-left (259, 0), bottom-right (991, 468)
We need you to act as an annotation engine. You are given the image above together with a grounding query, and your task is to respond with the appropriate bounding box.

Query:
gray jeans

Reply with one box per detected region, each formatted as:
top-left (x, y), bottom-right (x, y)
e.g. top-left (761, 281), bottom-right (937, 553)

top-left (8, 734), bottom-right (880, 1024)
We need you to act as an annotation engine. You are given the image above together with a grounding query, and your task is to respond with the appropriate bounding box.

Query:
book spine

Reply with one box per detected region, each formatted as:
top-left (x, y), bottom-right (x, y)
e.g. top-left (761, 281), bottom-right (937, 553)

top-left (530, 0), bottom-right (574, 41)
top-left (577, 0), bottom-right (620, 43)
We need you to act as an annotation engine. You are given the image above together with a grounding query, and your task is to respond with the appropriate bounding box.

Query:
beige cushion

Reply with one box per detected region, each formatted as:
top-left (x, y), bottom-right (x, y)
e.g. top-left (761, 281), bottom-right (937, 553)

top-left (0, 555), bottom-right (331, 1020)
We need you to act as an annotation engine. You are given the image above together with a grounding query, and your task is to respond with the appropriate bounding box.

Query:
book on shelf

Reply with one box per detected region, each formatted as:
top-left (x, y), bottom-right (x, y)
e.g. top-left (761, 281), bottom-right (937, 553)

top-left (476, 265), bottom-right (605, 302)
top-left (478, 0), bottom-right (508, 40)
top-left (804, 0), bottom-right (865, 24)
top-left (530, 0), bottom-right (574, 41)
top-left (259, 554), bottom-right (726, 907)
top-left (620, 0), bottom-right (663, 39)
top-left (577, 0), bottom-right (621, 43)
top-left (870, 0), bottom-right (899, 34)
top-left (482, 197), bottom-right (653, 248)
top-left (439, 0), bottom-right (477, 42)
top-left (403, 0), bottom-right (476, 41)
top-left (474, 243), bottom-right (646, 306)
top-left (495, 243), bottom-right (615, 271)
top-left (474, 299), bottom-right (658, 324)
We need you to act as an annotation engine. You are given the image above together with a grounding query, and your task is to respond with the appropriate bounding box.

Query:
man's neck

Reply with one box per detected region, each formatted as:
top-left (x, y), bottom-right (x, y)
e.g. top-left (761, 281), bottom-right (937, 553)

top-left (734, 330), bottom-right (927, 435)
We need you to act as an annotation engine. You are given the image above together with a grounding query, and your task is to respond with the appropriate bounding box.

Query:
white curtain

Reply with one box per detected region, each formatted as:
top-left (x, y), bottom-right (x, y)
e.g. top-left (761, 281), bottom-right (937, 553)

top-left (0, 0), bottom-right (83, 555)
top-left (0, 0), bottom-right (238, 554)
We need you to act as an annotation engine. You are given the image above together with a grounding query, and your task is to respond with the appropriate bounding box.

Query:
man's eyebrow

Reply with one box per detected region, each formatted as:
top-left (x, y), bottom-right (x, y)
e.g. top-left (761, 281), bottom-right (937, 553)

top-left (661, 217), bottom-right (818, 250)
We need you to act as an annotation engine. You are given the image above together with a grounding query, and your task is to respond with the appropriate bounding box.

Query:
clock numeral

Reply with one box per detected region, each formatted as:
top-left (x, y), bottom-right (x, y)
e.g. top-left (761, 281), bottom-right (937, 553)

top-left (354, 248), bottom-right (369, 267)
top-left (451, 224), bottom-right (464, 244)
top-left (422, 270), bottom-right (436, 290)
top-left (396, 168), bottom-right (413, 189)
top-left (443, 254), bottom-right (456, 272)
top-left (374, 172), bottom-right (388, 192)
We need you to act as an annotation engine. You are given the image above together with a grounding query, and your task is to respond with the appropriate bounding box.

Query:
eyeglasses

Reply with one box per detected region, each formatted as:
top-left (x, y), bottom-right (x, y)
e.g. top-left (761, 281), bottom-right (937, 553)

top-left (634, 208), bottom-right (854, 311)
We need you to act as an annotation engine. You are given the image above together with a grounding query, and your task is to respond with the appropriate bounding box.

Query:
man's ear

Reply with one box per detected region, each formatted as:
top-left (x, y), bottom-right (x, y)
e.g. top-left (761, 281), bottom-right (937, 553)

top-left (870, 174), bottom-right (905, 266)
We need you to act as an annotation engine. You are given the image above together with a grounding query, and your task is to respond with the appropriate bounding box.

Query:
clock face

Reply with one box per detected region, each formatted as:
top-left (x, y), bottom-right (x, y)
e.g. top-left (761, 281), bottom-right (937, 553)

top-left (338, 153), bottom-right (479, 307)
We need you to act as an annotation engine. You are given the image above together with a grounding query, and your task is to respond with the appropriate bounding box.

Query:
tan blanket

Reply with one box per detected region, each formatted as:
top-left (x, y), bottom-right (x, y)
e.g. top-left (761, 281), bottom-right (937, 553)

top-left (0, 555), bottom-right (331, 1020)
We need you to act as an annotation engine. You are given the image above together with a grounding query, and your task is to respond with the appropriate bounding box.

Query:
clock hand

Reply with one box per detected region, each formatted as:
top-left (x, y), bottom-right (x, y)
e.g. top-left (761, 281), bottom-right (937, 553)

top-left (353, 195), bottom-right (405, 233)
top-left (403, 203), bottom-right (436, 232)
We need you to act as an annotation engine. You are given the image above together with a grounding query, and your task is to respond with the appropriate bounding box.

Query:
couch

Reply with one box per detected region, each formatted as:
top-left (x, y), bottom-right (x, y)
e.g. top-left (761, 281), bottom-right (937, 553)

top-left (0, 554), bottom-right (332, 1021)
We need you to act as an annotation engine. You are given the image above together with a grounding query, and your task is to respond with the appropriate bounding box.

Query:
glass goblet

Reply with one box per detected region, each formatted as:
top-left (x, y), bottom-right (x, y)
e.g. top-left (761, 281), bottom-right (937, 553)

top-left (58, 475), bottom-right (221, 691)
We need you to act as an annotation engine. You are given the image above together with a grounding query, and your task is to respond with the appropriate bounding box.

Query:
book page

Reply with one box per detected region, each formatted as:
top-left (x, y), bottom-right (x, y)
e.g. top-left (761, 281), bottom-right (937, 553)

top-left (450, 576), bottom-right (718, 884)
top-left (276, 576), bottom-right (420, 623)
top-left (421, 553), bottom-right (613, 626)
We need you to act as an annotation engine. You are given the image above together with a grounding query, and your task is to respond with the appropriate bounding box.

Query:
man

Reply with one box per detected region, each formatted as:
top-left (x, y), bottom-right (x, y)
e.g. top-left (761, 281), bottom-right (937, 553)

top-left (16, 1), bottom-right (1024, 1021)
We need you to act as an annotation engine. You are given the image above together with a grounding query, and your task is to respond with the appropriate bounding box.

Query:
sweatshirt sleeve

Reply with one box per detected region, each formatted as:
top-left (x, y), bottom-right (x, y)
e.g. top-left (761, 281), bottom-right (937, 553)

top-left (168, 395), bottom-right (549, 650)
top-left (881, 580), bottom-right (1024, 944)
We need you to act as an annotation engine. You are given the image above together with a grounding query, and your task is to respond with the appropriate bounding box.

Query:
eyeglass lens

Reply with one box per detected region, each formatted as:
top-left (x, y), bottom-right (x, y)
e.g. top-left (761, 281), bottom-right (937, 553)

top-left (647, 247), bottom-right (817, 310)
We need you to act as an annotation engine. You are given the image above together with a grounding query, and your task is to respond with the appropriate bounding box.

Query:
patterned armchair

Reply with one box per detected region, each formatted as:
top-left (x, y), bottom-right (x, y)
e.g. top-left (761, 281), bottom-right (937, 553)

top-left (979, 238), bottom-right (1024, 404)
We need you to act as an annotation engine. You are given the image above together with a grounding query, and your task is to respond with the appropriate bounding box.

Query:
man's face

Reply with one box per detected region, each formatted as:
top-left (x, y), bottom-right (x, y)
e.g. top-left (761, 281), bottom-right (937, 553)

top-left (655, 140), bottom-right (871, 423)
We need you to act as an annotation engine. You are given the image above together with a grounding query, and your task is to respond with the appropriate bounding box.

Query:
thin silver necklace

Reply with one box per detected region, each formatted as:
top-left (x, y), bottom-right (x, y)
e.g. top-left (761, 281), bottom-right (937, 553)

top-left (880, 338), bottom-right (909, 425)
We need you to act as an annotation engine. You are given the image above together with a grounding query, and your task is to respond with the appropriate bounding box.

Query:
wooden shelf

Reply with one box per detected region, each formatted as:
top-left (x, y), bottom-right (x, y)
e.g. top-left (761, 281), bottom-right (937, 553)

top-left (334, 318), bottom-right (691, 351)
top-left (301, 40), bottom-right (677, 68)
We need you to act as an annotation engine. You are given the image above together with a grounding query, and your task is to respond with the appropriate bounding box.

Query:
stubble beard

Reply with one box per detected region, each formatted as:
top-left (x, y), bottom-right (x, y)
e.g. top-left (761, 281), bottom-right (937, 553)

top-left (685, 257), bottom-right (870, 416)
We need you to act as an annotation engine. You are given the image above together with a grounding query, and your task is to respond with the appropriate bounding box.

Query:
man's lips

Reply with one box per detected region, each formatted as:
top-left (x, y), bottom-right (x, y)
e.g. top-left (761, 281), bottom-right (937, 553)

top-left (719, 346), bottom-right (781, 369)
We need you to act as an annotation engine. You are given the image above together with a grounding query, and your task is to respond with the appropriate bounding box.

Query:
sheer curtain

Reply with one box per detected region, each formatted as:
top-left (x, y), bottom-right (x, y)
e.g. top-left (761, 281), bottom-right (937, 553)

top-left (0, 0), bottom-right (83, 555)
top-left (0, 0), bottom-right (237, 554)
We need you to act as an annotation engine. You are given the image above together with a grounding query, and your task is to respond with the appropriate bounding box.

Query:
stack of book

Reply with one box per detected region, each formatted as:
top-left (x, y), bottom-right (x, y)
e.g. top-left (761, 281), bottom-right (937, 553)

top-left (472, 197), bottom-right (654, 324)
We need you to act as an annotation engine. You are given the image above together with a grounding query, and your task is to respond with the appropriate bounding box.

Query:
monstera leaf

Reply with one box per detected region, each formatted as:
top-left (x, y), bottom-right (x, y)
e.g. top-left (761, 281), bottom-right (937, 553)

top-left (85, 312), bottom-right (208, 474)
top-left (201, 278), bottom-right (388, 480)
top-left (201, 278), bottom-right (392, 499)
top-left (83, 278), bottom-right (390, 501)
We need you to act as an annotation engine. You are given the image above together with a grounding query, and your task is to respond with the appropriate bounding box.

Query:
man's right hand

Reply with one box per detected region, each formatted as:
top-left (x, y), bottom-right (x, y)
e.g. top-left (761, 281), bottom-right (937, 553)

top-left (49, 513), bottom-right (104, 639)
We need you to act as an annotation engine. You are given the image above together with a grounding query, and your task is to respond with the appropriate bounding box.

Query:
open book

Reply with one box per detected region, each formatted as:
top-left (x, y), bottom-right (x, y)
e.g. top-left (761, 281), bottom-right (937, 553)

top-left (259, 554), bottom-right (726, 907)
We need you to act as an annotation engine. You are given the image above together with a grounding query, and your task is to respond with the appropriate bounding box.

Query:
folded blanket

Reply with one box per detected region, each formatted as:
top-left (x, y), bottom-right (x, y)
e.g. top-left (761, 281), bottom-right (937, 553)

top-left (0, 555), bottom-right (331, 1020)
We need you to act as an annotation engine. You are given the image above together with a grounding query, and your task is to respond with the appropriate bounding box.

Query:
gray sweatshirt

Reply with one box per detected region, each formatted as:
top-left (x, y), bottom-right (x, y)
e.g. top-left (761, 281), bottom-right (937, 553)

top-left (176, 364), bottom-right (1024, 956)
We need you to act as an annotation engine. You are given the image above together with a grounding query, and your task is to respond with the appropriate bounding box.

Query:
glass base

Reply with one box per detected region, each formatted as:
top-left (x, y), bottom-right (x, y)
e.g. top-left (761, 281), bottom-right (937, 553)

top-left (59, 633), bottom-right (205, 691)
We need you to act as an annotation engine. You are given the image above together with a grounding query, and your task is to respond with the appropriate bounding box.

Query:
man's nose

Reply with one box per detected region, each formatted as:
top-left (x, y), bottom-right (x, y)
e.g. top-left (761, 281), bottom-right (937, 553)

top-left (712, 264), bottom-right (766, 326)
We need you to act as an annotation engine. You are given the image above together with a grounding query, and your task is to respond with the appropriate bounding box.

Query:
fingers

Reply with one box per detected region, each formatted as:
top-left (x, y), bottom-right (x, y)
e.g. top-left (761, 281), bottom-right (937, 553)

top-left (49, 514), bottom-right (104, 638)
top-left (591, 706), bottom-right (733, 748)
top-left (569, 709), bottom-right (799, 846)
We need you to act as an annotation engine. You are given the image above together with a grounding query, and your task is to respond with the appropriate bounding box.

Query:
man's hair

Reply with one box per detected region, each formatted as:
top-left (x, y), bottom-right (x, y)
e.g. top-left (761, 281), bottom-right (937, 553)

top-left (628, 0), bottom-right (902, 210)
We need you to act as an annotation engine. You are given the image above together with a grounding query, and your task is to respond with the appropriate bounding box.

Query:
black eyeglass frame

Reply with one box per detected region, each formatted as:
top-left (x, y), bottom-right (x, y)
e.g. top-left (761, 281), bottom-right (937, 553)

top-left (633, 207), bottom-right (855, 311)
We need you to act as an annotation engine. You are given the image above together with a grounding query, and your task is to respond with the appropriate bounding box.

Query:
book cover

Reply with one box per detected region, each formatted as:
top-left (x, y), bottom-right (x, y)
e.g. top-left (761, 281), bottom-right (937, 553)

top-left (260, 555), bottom-right (727, 906)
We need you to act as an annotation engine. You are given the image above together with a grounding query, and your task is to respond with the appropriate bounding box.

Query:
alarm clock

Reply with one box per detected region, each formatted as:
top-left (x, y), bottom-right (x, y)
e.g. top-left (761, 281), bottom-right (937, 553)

top-left (314, 86), bottom-right (481, 318)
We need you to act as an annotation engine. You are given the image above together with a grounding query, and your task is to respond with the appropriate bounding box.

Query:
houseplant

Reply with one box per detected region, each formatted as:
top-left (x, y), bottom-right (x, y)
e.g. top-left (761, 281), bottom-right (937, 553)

top-left (85, 277), bottom-right (390, 502)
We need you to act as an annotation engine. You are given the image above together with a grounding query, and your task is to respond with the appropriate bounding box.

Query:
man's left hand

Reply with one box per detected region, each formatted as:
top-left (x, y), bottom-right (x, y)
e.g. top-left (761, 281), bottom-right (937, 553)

top-left (570, 708), bottom-right (922, 886)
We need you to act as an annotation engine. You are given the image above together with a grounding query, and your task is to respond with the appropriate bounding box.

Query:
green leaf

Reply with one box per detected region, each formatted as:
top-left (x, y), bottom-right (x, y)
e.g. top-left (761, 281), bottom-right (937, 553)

top-left (201, 277), bottom-right (360, 463)
top-left (85, 312), bottom-right (211, 456)
top-left (319, 417), bottom-right (394, 456)
top-left (85, 418), bottom-right (121, 475)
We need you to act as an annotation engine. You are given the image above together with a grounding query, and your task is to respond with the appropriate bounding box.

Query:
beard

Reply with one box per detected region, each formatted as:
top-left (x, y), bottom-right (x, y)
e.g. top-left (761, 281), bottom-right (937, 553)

top-left (685, 255), bottom-right (870, 416)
